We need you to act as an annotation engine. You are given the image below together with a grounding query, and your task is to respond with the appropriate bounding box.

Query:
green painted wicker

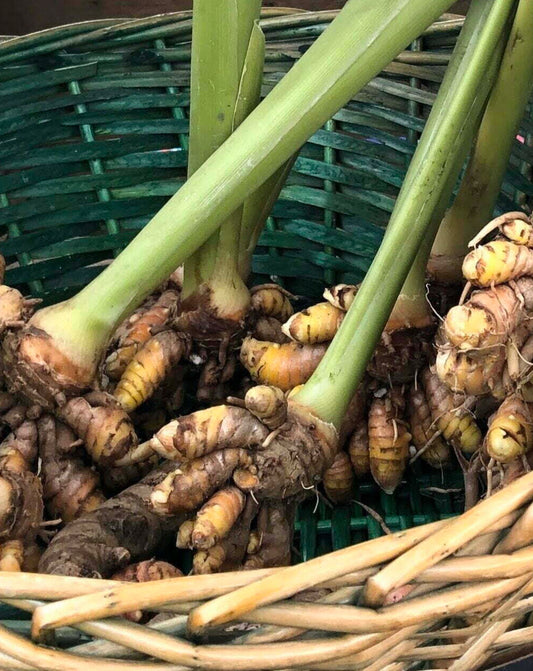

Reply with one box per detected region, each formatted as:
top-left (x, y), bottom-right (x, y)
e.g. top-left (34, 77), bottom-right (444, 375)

top-left (0, 9), bottom-right (531, 570)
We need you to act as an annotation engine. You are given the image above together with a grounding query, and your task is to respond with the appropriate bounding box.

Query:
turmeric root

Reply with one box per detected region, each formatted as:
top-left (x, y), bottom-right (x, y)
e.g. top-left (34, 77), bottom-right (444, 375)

top-left (243, 500), bottom-right (295, 570)
top-left (192, 498), bottom-right (258, 574)
top-left (0, 421), bottom-right (43, 543)
top-left (0, 540), bottom-right (24, 571)
top-left (485, 394), bottom-right (533, 463)
top-left (39, 462), bottom-right (185, 577)
top-left (113, 330), bottom-right (184, 412)
top-left (368, 388), bottom-right (411, 494)
top-left (244, 385), bottom-right (287, 429)
top-left (338, 384), bottom-right (367, 445)
top-left (99, 457), bottom-right (159, 496)
top-left (240, 337), bottom-right (327, 391)
top-left (58, 391), bottom-right (138, 466)
top-left (37, 415), bottom-right (106, 523)
top-left (322, 451), bottom-right (353, 503)
top-left (435, 347), bottom-right (507, 397)
top-left (0, 285), bottom-right (36, 334)
top-left (252, 316), bottom-right (289, 344)
top-left (250, 284), bottom-right (293, 323)
top-left (282, 302), bottom-right (344, 344)
top-left (323, 284), bottom-right (357, 311)
top-left (149, 400), bottom-right (337, 512)
top-left (112, 559), bottom-right (183, 622)
top-left (104, 288), bottom-right (179, 380)
top-left (191, 486), bottom-right (246, 549)
top-left (463, 239), bottom-right (533, 287)
top-left (469, 211), bottom-right (532, 248)
top-left (408, 385), bottom-right (451, 468)
top-left (422, 367), bottom-right (482, 454)
top-left (347, 423), bottom-right (370, 478)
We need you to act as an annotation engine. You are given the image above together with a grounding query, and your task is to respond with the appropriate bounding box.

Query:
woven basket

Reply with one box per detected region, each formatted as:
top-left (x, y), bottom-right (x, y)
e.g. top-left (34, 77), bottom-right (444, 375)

top-left (0, 8), bottom-right (533, 670)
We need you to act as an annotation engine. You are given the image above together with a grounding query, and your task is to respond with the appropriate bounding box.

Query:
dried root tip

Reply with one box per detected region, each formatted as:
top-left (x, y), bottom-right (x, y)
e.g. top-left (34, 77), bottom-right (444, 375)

top-left (244, 385), bottom-right (287, 429)
top-left (246, 530), bottom-right (261, 555)
top-left (322, 451), bottom-right (353, 503)
top-left (368, 389), bottom-right (410, 494)
top-left (148, 405), bottom-right (267, 461)
top-left (58, 392), bottom-right (138, 466)
top-left (0, 471), bottom-right (43, 542)
top-left (176, 519), bottom-right (194, 549)
top-left (191, 486), bottom-right (246, 549)
top-left (408, 386), bottom-right (450, 469)
top-left (114, 330), bottom-right (184, 412)
top-left (0, 540), bottom-right (24, 572)
top-left (37, 415), bottom-right (106, 523)
top-left (368, 327), bottom-right (433, 384)
top-left (252, 316), bottom-right (289, 344)
top-left (323, 284), bottom-right (358, 312)
top-left (193, 545), bottom-right (227, 574)
top-left (104, 289), bottom-right (179, 380)
top-left (250, 284), bottom-right (293, 322)
top-left (348, 423), bottom-right (370, 477)
top-left (243, 500), bottom-right (294, 570)
top-left (240, 336), bottom-right (327, 391)
top-left (282, 302), bottom-right (344, 344)
top-left (485, 395), bottom-right (533, 463)
top-left (150, 449), bottom-right (245, 515)
top-left (462, 239), bottom-right (533, 287)
top-left (112, 559), bottom-right (182, 622)
top-left (422, 367), bottom-right (482, 454)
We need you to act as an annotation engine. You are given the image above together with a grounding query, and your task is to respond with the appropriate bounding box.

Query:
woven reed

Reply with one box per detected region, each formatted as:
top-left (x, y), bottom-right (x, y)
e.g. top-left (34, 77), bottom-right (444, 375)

top-left (1, 8), bottom-right (533, 669)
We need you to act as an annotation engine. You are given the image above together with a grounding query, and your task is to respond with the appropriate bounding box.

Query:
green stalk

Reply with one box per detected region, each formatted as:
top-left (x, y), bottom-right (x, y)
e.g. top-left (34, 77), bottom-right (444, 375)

top-left (181, 0), bottom-right (262, 319)
top-left (429, 0), bottom-right (533, 283)
top-left (32, 0), bottom-right (459, 375)
top-left (294, 0), bottom-right (518, 428)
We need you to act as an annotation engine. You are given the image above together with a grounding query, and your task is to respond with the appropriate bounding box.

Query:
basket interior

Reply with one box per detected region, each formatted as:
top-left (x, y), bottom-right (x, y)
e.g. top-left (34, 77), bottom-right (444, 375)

top-left (0, 10), bottom-right (532, 583)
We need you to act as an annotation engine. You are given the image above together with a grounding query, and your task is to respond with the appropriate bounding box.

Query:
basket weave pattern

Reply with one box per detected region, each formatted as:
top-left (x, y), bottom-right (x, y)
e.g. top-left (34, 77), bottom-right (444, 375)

top-left (0, 8), bottom-right (533, 669)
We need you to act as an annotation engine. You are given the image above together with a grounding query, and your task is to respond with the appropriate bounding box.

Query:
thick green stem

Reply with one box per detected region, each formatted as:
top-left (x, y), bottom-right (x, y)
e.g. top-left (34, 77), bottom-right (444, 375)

top-left (430, 0), bottom-right (533, 281)
top-left (38, 0), bottom-right (459, 369)
top-left (295, 0), bottom-right (517, 428)
top-left (182, 1), bottom-right (263, 314)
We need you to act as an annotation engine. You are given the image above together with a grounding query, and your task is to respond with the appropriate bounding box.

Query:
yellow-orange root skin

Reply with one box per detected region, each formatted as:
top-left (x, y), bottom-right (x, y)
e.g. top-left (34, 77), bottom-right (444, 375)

top-left (240, 336), bottom-right (327, 391)
top-left (244, 385), bottom-right (287, 429)
top-left (0, 540), bottom-right (24, 572)
top-left (114, 330), bottom-right (184, 413)
top-left (104, 288), bottom-right (179, 380)
top-left (435, 347), bottom-right (505, 398)
top-left (408, 386), bottom-right (450, 468)
top-left (282, 302), bottom-right (344, 344)
top-left (322, 451), bottom-right (353, 503)
top-left (368, 390), bottom-right (410, 494)
top-left (191, 486), bottom-right (246, 549)
top-left (250, 284), bottom-right (293, 322)
top-left (463, 239), bottom-right (533, 287)
top-left (348, 423), bottom-right (370, 477)
top-left (486, 395), bottom-right (533, 463)
top-left (422, 367), bottom-right (482, 454)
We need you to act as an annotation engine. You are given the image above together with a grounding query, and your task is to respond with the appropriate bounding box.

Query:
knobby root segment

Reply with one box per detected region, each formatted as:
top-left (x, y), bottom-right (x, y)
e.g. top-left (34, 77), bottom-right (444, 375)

top-left (58, 391), bottom-right (138, 466)
top-left (348, 423), bottom-right (370, 478)
top-left (282, 302), bottom-right (344, 344)
top-left (463, 239), bottom-right (533, 288)
top-left (408, 385), bottom-right (450, 468)
top-left (191, 486), bottom-right (247, 550)
top-left (323, 451), bottom-right (354, 504)
top-left (368, 388), bottom-right (411, 495)
top-left (38, 415), bottom-right (106, 523)
top-left (485, 395), bottom-right (533, 463)
top-left (39, 463), bottom-right (184, 577)
top-left (243, 499), bottom-right (295, 570)
top-left (104, 287), bottom-right (180, 381)
top-left (240, 337), bottom-right (327, 391)
top-left (113, 330), bottom-right (185, 413)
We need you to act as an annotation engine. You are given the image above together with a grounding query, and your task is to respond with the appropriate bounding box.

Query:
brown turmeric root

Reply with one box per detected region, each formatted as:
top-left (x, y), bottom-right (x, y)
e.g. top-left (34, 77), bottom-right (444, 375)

top-left (37, 415), bottom-right (106, 523)
top-left (104, 288), bottom-right (180, 380)
top-left (240, 337), bottom-right (327, 391)
top-left (192, 497), bottom-right (258, 574)
top-left (99, 457), bottom-right (159, 496)
top-left (149, 399), bottom-right (337, 512)
top-left (39, 462), bottom-right (185, 577)
top-left (58, 391), bottom-right (138, 466)
top-left (368, 388), bottom-right (411, 494)
top-left (252, 316), bottom-right (289, 344)
top-left (242, 500), bottom-right (295, 570)
top-left (408, 385), bottom-right (451, 468)
top-left (322, 451), bottom-right (354, 503)
top-left (347, 422), bottom-right (370, 478)
top-left (112, 559), bottom-right (183, 622)
top-left (485, 394), bottom-right (533, 463)
top-left (422, 367), bottom-right (482, 454)
top-left (338, 384), bottom-right (367, 445)
top-left (0, 421), bottom-right (43, 543)
top-left (113, 330), bottom-right (185, 412)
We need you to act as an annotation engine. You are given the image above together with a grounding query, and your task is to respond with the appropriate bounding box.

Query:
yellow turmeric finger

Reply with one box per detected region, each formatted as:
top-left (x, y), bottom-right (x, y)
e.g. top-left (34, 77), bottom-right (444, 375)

top-left (486, 395), bottom-right (533, 463)
top-left (191, 486), bottom-right (246, 550)
top-left (250, 284), bottom-right (293, 322)
top-left (463, 239), bottom-right (533, 287)
top-left (282, 302), bottom-right (344, 344)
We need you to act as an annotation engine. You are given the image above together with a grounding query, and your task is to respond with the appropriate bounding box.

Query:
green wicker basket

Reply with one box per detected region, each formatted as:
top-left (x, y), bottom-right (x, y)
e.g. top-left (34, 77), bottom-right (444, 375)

top-left (0, 8), bottom-right (531, 569)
